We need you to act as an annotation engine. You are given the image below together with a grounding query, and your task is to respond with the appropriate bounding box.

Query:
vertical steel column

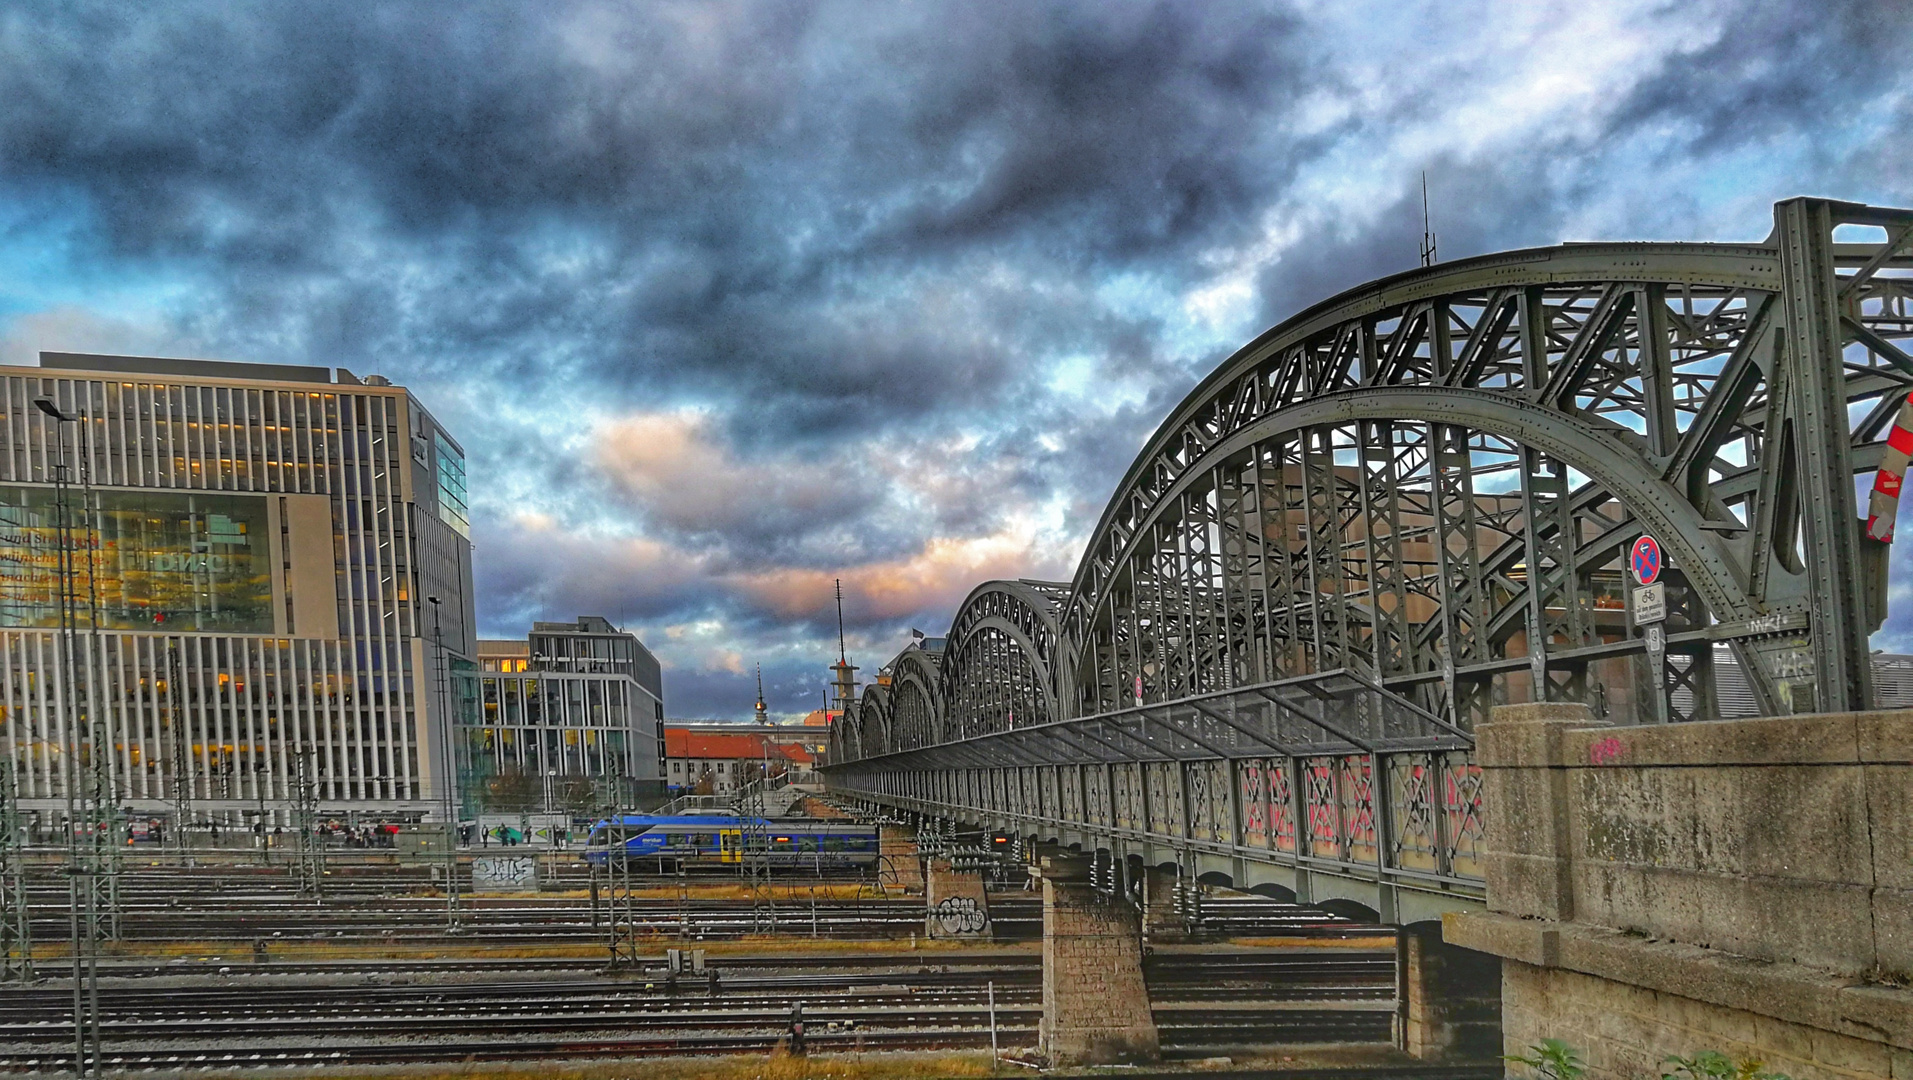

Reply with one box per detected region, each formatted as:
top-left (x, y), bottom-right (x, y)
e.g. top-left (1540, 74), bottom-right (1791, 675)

top-left (291, 749), bottom-right (325, 899)
top-left (1428, 422), bottom-right (1489, 728)
top-left (428, 599), bottom-right (461, 934)
top-left (1301, 427), bottom-right (1345, 670)
top-left (0, 759), bottom-right (28, 983)
top-left (1774, 198), bottom-right (1873, 712)
top-left (607, 838), bottom-right (638, 964)
top-left (1360, 422), bottom-right (1409, 678)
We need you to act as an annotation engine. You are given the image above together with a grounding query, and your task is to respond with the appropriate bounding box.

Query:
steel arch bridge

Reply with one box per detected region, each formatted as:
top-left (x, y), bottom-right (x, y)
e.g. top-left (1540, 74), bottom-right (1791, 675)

top-left (827, 197), bottom-right (1913, 919)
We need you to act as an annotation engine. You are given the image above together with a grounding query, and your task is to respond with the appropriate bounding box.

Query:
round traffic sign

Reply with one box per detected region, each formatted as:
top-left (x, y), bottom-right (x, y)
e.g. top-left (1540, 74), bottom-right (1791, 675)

top-left (1631, 535), bottom-right (1662, 585)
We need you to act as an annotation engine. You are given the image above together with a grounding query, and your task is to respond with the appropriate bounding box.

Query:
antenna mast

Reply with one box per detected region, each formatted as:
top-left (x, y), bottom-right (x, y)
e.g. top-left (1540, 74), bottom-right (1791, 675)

top-left (753, 663), bottom-right (768, 726)
top-left (828, 579), bottom-right (858, 741)
top-left (1420, 171), bottom-right (1438, 267)
top-left (834, 578), bottom-right (847, 664)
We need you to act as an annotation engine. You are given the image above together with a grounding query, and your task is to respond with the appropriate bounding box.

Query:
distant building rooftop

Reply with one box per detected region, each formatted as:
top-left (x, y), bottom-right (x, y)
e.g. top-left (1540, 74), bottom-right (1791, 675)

top-left (663, 727), bottom-right (818, 764)
top-left (37, 350), bottom-right (360, 385)
top-left (666, 730), bottom-right (778, 759)
top-left (476, 639), bottom-right (530, 658)
top-left (533, 616), bottom-right (621, 634)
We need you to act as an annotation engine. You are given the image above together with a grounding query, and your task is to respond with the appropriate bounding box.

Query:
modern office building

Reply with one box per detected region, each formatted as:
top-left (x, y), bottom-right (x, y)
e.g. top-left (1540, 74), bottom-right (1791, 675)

top-left (464, 617), bottom-right (665, 815)
top-left (0, 351), bottom-right (476, 825)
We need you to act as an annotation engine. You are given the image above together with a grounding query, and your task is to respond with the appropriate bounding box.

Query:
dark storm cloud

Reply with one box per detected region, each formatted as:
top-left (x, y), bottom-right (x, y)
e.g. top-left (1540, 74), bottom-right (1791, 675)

top-left (3, 1), bottom-right (1911, 717)
top-left (0, 2), bottom-right (1314, 429)
top-left (1242, 0), bottom-right (1913, 342)
top-left (1605, 0), bottom-right (1913, 153)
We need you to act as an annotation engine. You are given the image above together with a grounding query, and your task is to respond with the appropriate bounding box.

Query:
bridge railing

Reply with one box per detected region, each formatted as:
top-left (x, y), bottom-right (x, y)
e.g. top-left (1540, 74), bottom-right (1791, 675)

top-left (825, 668), bottom-right (1485, 898)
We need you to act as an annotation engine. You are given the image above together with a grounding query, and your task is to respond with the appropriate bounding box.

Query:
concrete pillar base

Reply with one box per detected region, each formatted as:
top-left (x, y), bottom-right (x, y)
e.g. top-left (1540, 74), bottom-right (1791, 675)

top-left (1141, 865), bottom-right (1187, 942)
top-left (878, 825), bottom-right (923, 893)
top-left (925, 857), bottom-right (992, 940)
top-left (1039, 853), bottom-right (1159, 1066)
top-left (1399, 921), bottom-right (1503, 1061)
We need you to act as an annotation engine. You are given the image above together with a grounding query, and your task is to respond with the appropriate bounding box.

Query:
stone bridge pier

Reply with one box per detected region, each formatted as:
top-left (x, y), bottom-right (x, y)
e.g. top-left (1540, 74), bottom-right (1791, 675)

top-left (1141, 865), bottom-right (1187, 943)
top-left (1036, 850), bottom-right (1160, 1065)
top-left (878, 824), bottom-right (923, 893)
top-left (1450, 703), bottom-right (1913, 1080)
top-left (1398, 921), bottom-right (1503, 1059)
top-left (925, 855), bottom-right (992, 941)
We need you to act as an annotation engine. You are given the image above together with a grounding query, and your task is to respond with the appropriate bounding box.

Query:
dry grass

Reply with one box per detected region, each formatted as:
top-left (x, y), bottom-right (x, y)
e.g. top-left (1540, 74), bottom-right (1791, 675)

top-left (241, 1051), bottom-right (1000, 1080)
top-left (169, 1043), bottom-right (1425, 1080)
top-left (1223, 935), bottom-right (1395, 950)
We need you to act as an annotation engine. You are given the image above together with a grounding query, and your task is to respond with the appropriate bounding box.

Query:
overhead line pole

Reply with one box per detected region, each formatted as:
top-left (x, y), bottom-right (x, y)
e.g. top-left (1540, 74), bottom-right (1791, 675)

top-left (428, 596), bottom-right (461, 934)
top-left (36, 393), bottom-right (114, 1078)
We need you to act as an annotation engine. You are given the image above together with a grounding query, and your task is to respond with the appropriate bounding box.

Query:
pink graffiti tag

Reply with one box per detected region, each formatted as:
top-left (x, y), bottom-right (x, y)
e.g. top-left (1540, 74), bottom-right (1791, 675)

top-left (1588, 736), bottom-right (1626, 765)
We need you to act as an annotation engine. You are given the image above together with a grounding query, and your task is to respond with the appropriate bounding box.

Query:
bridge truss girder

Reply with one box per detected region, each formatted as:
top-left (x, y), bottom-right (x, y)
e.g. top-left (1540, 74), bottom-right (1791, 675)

top-left (1055, 197), bottom-right (1913, 728)
top-left (829, 197), bottom-right (1913, 906)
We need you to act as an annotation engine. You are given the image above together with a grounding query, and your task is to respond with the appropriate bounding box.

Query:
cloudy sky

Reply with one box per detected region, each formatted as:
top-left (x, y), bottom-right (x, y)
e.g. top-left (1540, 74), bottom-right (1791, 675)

top-left (1, 1), bottom-right (1909, 719)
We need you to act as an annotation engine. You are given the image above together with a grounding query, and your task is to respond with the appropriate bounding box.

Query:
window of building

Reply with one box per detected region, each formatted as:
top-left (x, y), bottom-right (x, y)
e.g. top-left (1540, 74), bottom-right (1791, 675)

top-left (434, 432), bottom-right (469, 538)
top-left (0, 485), bottom-right (274, 632)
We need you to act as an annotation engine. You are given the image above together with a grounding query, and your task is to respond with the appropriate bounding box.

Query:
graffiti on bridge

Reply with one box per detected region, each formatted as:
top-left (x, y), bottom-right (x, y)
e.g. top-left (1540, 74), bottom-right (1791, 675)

top-left (932, 896), bottom-right (990, 936)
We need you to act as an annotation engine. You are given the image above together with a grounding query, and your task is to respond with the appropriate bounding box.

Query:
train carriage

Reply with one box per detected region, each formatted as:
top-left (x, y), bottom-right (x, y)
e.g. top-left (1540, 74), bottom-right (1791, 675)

top-left (584, 814), bottom-right (879, 871)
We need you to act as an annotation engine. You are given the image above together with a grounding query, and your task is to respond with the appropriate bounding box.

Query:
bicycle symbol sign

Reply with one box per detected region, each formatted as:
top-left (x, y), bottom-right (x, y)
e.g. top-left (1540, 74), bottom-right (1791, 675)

top-left (1631, 535), bottom-right (1662, 586)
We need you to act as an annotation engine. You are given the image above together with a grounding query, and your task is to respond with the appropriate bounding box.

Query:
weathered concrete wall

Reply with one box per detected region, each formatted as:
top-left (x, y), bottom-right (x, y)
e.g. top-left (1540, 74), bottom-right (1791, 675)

top-left (1449, 703), bottom-right (1913, 1079)
top-left (925, 857), bottom-right (992, 940)
top-left (1039, 856), bottom-right (1158, 1065)
top-left (1502, 955), bottom-right (1906, 1080)
top-left (878, 825), bottom-right (923, 893)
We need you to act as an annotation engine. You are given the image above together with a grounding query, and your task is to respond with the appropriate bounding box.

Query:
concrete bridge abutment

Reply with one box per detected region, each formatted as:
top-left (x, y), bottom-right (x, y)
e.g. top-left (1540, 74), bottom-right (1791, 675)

top-left (1448, 703), bottom-right (1913, 1079)
top-left (1037, 850), bottom-right (1160, 1065)
top-left (925, 856), bottom-right (992, 940)
top-left (878, 824), bottom-right (923, 893)
top-left (1398, 920), bottom-right (1504, 1060)
top-left (1141, 864), bottom-right (1186, 943)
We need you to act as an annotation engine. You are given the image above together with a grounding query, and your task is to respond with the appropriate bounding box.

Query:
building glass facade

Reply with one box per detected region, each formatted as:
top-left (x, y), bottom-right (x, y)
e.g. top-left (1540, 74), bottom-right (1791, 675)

top-left (0, 486), bottom-right (275, 632)
top-left (0, 353), bottom-right (476, 822)
top-left (463, 619), bottom-right (664, 815)
top-left (433, 431), bottom-right (468, 539)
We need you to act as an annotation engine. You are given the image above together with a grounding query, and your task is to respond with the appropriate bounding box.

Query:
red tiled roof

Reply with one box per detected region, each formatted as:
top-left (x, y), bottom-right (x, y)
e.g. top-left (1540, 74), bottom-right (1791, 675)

top-left (778, 743), bottom-right (816, 764)
top-left (665, 729), bottom-right (775, 759)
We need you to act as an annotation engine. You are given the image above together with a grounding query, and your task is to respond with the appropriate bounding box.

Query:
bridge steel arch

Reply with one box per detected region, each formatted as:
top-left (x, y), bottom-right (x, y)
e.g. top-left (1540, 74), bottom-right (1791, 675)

top-left (886, 645), bottom-right (943, 751)
top-left (937, 579), bottom-right (1069, 740)
top-left (828, 198), bottom-right (1913, 919)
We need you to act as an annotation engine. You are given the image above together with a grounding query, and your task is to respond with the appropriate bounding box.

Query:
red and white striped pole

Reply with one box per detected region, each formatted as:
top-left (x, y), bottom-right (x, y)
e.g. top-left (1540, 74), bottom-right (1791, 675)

top-left (1866, 393), bottom-right (1913, 542)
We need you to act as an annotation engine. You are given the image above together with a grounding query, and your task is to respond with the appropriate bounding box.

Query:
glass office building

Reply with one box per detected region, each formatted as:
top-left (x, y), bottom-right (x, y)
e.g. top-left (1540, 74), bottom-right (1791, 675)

top-left (465, 619), bottom-right (666, 814)
top-left (0, 352), bottom-right (477, 824)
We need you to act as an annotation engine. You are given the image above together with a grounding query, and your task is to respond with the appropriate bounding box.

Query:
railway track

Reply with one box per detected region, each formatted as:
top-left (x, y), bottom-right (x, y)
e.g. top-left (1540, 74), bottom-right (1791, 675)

top-left (0, 1028), bottom-right (1025, 1073)
top-left (17, 871), bottom-right (1390, 945)
top-left (0, 951), bottom-right (1398, 1072)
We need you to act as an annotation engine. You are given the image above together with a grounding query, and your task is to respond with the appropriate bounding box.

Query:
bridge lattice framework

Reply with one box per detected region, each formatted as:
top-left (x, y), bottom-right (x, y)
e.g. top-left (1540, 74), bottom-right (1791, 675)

top-left (827, 198), bottom-right (1913, 919)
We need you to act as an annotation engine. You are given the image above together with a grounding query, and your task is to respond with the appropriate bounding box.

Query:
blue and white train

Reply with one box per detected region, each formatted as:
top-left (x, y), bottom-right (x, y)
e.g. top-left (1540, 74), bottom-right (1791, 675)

top-left (584, 813), bottom-right (880, 869)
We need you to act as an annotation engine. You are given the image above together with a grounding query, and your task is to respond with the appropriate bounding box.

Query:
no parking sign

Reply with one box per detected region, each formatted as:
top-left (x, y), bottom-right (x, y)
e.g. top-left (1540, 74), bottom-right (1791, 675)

top-left (1631, 534), bottom-right (1666, 627)
top-left (1630, 535), bottom-right (1662, 586)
